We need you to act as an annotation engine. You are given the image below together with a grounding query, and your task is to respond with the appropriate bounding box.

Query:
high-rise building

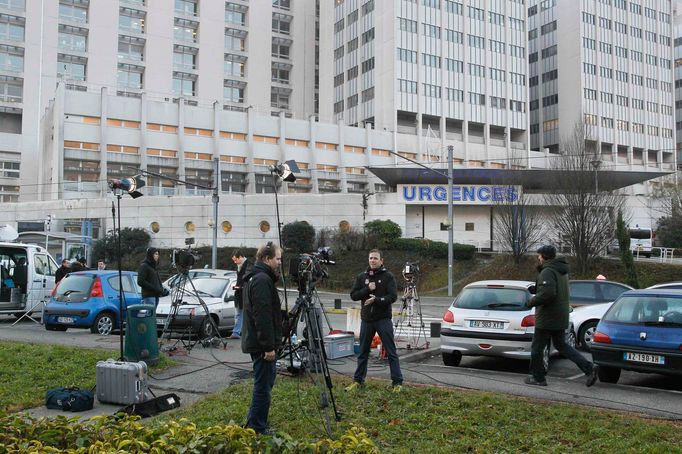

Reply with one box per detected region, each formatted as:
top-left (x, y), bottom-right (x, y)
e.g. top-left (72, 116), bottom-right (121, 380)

top-left (0, 0), bottom-right (319, 202)
top-left (673, 0), bottom-right (682, 168)
top-left (319, 0), bottom-right (533, 168)
top-left (528, 0), bottom-right (676, 173)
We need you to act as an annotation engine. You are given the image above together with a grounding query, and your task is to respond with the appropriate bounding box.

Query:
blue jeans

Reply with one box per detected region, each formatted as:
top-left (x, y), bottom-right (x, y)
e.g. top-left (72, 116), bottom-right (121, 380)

top-left (353, 318), bottom-right (403, 386)
top-left (246, 352), bottom-right (277, 433)
top-left (530, 328), bottom-right (593, 381)
top-left (232, 307), bottom-right (243, 337)
top-left (141, 296), bottom-right (159, 308)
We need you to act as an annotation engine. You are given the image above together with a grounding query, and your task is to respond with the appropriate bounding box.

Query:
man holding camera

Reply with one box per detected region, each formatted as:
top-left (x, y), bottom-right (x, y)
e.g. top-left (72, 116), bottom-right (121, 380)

top-left (347, 249), bottom-right (403, 392)
top-left (241, 242), bottom-right (283, 434)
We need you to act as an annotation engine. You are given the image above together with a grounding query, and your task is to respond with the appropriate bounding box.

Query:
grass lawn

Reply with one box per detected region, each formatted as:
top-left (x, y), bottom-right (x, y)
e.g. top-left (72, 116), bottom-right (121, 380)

top-left (0, 341), bottom-right (174, 413)
top-left (157, 375), bottom-right (682, 453)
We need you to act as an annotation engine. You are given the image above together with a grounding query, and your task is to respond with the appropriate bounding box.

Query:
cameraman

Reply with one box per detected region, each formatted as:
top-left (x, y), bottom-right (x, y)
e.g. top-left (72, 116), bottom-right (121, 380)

top-left (347, 249), bottom-right (403, 393)
top-left (241, 242), bottom-right (282, 434)
top-left (137, 247), bottom-right (166, 307)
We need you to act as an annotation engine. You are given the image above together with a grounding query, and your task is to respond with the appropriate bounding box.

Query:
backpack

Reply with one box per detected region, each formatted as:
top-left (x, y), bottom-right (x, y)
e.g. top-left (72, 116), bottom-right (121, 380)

top-left (45, 387), bottom-right (94, 412)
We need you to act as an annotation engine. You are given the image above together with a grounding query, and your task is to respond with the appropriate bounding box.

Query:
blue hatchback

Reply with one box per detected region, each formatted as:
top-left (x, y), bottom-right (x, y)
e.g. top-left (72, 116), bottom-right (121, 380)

top-left (43, 271), bottom-right (142, 335)
top-left (591, 289), bottom-right (682, 384)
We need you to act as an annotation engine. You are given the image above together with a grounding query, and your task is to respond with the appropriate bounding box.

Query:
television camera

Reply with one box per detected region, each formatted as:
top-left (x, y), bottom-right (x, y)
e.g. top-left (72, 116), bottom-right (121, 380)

top-left (402, 261), bottom-right (419, 283)
top-left (288, 247), bottom-right (335, 294)
top-left (172, 237), bottom-right (201, 272)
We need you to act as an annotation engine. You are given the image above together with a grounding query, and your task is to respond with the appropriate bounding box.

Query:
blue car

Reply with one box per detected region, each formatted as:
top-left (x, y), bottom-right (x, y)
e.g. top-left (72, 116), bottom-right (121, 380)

top-left (591, 289), bottom-right (682, 384)
top-left (43, 271), bottom-right (142, 335)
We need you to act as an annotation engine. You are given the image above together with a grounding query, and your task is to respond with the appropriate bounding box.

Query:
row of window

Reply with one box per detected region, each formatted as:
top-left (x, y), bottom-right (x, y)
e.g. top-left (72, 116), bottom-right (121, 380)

top-left (581, 63), bottom-right (673, 91)
top-left (581, 38), bottom-right (672, 68)
top-left (583, 114), bottom-right (673, 137)
top-left (397, 80), bottom-right (525, 111)
top-left (581, 12), bottom-right (672, 45)
top-left (583, 89), bottom-right (673, 114)
top-left (333, 87), bottom-right (376, 111)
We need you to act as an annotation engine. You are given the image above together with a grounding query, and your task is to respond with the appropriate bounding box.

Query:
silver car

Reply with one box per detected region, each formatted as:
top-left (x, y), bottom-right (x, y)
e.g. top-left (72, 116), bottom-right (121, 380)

top-left (156, 276), bottom-right (236, 338)
top-left (440, 280), bottom-right (574, 367)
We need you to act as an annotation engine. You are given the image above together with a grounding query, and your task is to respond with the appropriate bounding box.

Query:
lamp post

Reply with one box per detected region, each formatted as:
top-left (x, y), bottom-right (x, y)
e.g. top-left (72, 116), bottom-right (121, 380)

top-left (590, 159), bottom-right (602, 195)
top-left (383, 146), bottom-right (455, 297)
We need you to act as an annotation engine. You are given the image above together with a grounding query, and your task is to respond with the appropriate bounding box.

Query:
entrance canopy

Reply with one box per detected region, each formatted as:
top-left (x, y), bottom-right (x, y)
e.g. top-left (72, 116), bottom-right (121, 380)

top-left (367, 167), bottom-right (671, 192)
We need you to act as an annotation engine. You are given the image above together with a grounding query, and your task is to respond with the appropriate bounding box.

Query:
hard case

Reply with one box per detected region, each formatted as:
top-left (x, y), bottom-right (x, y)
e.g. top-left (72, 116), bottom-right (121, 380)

top-left (324, 333), bottom-right (355, 359)
top-left (96, 359), bottom-right (150, 405)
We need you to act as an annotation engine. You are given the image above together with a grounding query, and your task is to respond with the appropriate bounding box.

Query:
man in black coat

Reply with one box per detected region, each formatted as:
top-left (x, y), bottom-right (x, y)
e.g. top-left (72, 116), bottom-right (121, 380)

top-left (241, 242), bottom-right (282, 434)
top-left (230, 249), bottom-right (252, 339)
top-left (346, 249), bottom-right (403, 392)
top-left (137, 247), bottom-right (165, 307)
top-left (55, 259), bottom-right (70, 284)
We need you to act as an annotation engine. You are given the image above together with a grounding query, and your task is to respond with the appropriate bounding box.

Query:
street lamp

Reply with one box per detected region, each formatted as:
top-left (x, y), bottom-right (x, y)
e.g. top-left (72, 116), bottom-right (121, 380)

top-left (590, 159), bottom-right (602, 195)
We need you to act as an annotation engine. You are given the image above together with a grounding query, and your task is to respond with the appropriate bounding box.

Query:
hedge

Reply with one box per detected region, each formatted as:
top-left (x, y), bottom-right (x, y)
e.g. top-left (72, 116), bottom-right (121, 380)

top-left (391, 238), bottom-right (476, 260)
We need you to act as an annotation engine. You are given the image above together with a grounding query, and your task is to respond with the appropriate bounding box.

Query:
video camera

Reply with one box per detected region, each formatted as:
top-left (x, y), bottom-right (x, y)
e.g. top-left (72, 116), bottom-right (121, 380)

top-left (288, 247), bottom-right (335, 293)
top-left (172, 238), bottom-right (201, 271)
top-left (402, 262), bottom-right (419, 282)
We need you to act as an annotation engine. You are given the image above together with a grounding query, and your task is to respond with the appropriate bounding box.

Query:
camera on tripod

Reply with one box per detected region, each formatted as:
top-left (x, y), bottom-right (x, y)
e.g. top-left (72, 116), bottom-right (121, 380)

top-left (402, 262), bottom-right (419, 282)
top-left (288, 247), bottom-right (335, 293)
top-left (172, 237), bottom-right (201, 271)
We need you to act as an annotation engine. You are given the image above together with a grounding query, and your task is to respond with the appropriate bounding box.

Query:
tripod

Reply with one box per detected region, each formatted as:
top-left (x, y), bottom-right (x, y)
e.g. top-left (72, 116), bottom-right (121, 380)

top-left (159, 267), bottom-right (226, 352)
top-left (393, 271), bottom-right (429, 350)
top-left (281, 276), bottom-right (341, 435)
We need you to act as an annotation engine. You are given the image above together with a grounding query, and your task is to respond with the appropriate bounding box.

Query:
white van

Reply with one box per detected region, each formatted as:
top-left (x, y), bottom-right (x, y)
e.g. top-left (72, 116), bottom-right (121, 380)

top-left (629, 227), bottom-right (654, 258)
top-left (0, 242), bottom-right (58, 316)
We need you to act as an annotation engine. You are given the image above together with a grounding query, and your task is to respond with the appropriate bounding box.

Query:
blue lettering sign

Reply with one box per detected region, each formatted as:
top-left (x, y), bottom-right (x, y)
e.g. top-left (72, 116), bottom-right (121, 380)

top-left (492, 187), bottom-right (504, 201)
top-left (452, 186), bottom-right (461, 201)
top-left (462, 186), bottom-right (476, 201)
top-left (433, 186), bottom-right (447, 201)
top-left (403, 186), bottom-right (416, 201)
top-left (419, 186), bottom-right (432, 201)
top-left (506, 187), bottom-right (519, 202)
top-left (477, 187), bottom-right (490, 201)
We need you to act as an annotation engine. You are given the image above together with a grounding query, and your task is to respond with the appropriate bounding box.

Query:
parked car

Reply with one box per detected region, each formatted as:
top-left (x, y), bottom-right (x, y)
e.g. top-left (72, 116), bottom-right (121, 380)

top-left (647, 282), bottom-right (682, 290)
top-left (591, 289), bottom-right (682, 384)
top-left (570, 302), bottom-right (613, 351)
top-left (43, 271), bottom-right (141, 335)
top-left (156, 276), bottom-right (236, 338)
top-left (568, 280), bottom-right (633, 307)
top-left (440, 280), bottom-right (575, 368)
top-left (163, 269), bottom-right (236, 289)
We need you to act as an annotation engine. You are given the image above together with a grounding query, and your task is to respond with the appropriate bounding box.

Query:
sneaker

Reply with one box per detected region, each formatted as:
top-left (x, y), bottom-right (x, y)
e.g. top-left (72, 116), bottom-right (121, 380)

top-left (524, 376), bottom-right (548, 386)
top-left (392, 384), bottom-right (403, 393)
top-left (586, 364), bottom-right (599, 387)
top-left (345, 381), bottom-right (363, 392)
top-left (229, 334), bottom-right (240, 339)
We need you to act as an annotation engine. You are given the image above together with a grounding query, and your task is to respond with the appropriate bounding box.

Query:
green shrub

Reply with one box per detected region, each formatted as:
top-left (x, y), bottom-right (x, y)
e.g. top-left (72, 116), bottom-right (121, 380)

top-left (390, 238), bottom-right (475, 260)
top-left (282, 221), bottom-right (316, 253)
top-left (364, 220), bottom-right (402, 249)
top-left (92, 227), bottom-right (150, 265)
top-left (0, 414), bottom-right (380, 454)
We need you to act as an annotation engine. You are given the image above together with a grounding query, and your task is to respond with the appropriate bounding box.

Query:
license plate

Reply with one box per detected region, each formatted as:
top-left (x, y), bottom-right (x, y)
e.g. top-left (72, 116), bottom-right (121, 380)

top-left (470, 320), bottom-right (504, 329)
top-left (624, 352), bottom-right (665, 365)
top-left (57, 316), bottom-right (74, 324)
top-left (156, 317), bottom-right (166, 325)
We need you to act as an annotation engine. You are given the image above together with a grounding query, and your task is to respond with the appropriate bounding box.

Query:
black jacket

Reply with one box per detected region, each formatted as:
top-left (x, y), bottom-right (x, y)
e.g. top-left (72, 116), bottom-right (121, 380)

top-left (234, 257), bottom-right (253, 310)
top-left (350, 266), bottom-right (397, 322)
top-left (137, 250), bottom-right (163, 299)
top-left (241, 262), bottom-right (282, 353)
top-left (527, 257), bottom-right (570, 330)
top-left (55, 266), bottom-right (69, 284)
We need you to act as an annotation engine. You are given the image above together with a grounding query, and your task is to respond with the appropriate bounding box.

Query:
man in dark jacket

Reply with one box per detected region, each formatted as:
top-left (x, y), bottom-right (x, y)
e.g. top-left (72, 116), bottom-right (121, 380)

top-left (230, 249), bottom-right (252, 339)
top-left (346, 249), bottom-right (403, 392)
top-left (137, 248), bottom-right (165, 307)
top-left (525, 245), bottom-right (599, 387)
top-left (241, 242), bottom-right (282, 434)
top-left (55, 259), bottom-right (70, 284)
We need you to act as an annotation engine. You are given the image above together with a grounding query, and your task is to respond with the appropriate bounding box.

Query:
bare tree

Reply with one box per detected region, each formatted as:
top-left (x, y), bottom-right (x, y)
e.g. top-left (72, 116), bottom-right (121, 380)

top-left (543, 121), bottom-right (626, 274)
top-left (493, 152), bottom-right (546, 263)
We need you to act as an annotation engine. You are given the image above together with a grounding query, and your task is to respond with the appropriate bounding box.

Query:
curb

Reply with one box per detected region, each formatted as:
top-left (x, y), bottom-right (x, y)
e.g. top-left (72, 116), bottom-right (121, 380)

top-left (400, 346), bottom-right (440, 363)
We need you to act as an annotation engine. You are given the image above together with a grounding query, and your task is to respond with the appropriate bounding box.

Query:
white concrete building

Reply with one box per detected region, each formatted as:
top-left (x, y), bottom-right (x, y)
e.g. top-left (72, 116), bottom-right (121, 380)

top-left (674, 0), bottom-right (682, 166)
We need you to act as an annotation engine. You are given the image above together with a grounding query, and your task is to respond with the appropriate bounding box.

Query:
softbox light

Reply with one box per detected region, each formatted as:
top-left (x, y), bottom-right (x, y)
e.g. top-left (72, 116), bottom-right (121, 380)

top-left (108, 175), bottom-right (146, 199)
top-left (272, 160), bottom-right (300, 183)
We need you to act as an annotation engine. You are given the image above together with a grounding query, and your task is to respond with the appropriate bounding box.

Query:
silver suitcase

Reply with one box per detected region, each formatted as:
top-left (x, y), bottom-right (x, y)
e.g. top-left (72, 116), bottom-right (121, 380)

top-left (96, 359), bottom-right (150, 405)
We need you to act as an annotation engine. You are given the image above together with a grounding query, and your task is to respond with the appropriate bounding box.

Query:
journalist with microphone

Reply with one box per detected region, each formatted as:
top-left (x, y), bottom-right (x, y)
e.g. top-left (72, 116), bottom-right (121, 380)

top-left (346, 249), bottom-right (403, 392)
top-left (242, 242), bottom-right (283, 434)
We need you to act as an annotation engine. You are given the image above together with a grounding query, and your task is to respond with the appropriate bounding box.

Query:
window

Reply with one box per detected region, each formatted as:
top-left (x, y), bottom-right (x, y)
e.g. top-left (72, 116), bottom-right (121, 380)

top-left (630, 2), bottom-right (641, 14)
top-left (542, 69), bottom-right (557, 82)
top-left (334, 18), bottom-right (344, 33)
top-left (631, 26), bottom-right (642, 38)
top-left (583, 37), bottom-right (595, 49)
top-left (490, 96), bottom-right (506, 109)
top-left (397, 48), bottom-right (417, 63)
top-left (615, 21), bottom-right (627, 33)
top-left (584, 88), bottom-right (597, 100)
top-left (422, 54), bottom-right (440, 68)
top-left (224, 54), bottom-right (245, 76)
top-left (543, 119), bottom-right (559, 131)
top-left (361, 0), bottom-right (375, 15)
top-left (333, 100), bottom-right (344, 113)
top-left (468, 63), bottom-right (484, 77)
top-left (118, 36), bottom-right (144, 61)
top-left (583, 63), bottom-right (596, 75)
top-left (489, 68), bottom-right (505, 81)
top-left (398, 18), bottom-right (417, 33)
top-left (225, 3), bottom-right (246, 26)
top-left (361, 57), bottom-right (375, 73)
top-left (529, 76), bottom-right (538, 87)
top-left (398, 79), bottom-right (417, 93)
top-left (347, 65), bottom-right (358, 80)
top-left (541, 45), bottom-right (557, 59)
top-left (616, 95), bottom-right (629, 106)
top-left (59, 1), bottom-right (88, 23)
top-left (271, 90), bottom-right (289, 109)
top-left (361, 28), bottom-right (375, 44)
top-left (175, 0), bottom-right (198, 16)
top-left (582, 12), bottom-right (595, 25)
top-left (632, 98), bottom-right (644, 109)
top-left (599, 42), bottom-right (612, 54)
top-left (648, 125), bottom-right (658, 136)
top-left (272, 14), bottom-right (291, 35)
top-left (445, 29), bottom-right (463, 43)
top-left (422, 84), bottom-right (441, 98)
top-left (509, 18), bottom-right (524, 31)
top-left (509, 45), bottom-right (524, 58)
top-left (542, 94), bottom-right (558, 107)
top-left (584, 114), bottom-right (597, 125)
top-left (333, 46), bottom-right (344, 60)
top-left (601, 117), bottom-right (613, 128)
top-left (510, 72), bottom-right (525, 85)
top-left (361, 87), bottom-right (374, 102)
top-left (271, 64), bottom-right (290, 84)
top-left (0, 44), bottom-right (22, 72)
top-left (119, 8), bottom-right (145, 34)
top-left (489, 12), bottom-right (504, 26)
top-left (469, 92), bottom-right (485, 105)
top-left (446, 88), bottom-right (463, 101)
top-left (468, 34), bottom-right (484, 48)
top-left (600, 92), bottom-right (613, 103)
top-left (510, 100), bottom-right (525, 112)
top-left (271, 41), bottom-right (290, 59)
top-left (616, 120), bottom-right (629, 131)
top-left (224, 79), bottom-right (245, 103)
top-left (598, 17), bottom-right (612, 29)
top-left (173, 47), bottom-right (196, 70)
top-left (0, 160), bottom-right (19, 178)
top-left (541, 21), bottom-right (556, 35)
top-left (445, 58), bottom-right (463, 72)
top-left (347, 37), bottom-right (358, 52)
top-left (529, 52), bottom-right (537, 63)
top-left (175, 18), bottom-right (198, 43)
top-left (0, 0), bottom-right (24, 11)
top-left (631, 50), bottom-right (642, 61)
top-left (632, 122), bottom-right (644, 133)
top-left (117, 63), bottom-right (143, 89)
top-left (0, 15), bottom-right (24, 41)
top-left (57, 54), bottom-right (86, 81)
top-left (615, 70), bottom-right (628, 82)
top-left (489, 39), bottom-right (505, 54)
top-left (467, 6), bottom-right (484, 21)
top-left (615, 46), bottom-right (628, 58)
top-left (600, 66), bottom-right (612, 78)
top-left (445, 0), bottom-right (462, 14)
top-left (173, 73), bottom-right (196, 96)
top-left (333, 73), bottom-right (344, 87)
top-left (423, 24), bottom-right (440, 38)
top-left (224, 28), bottom-right (246, 51)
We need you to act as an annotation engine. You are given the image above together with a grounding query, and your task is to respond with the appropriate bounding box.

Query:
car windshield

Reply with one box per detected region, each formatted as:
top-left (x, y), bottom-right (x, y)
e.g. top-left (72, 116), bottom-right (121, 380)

top-left (603, 295), bottom-right (682, 326)
top-left (453, 287), bottom-right (529, 311)
top-left (181, 278), bottom-right (229, 298)
top-left (55, 274), bottom-right (94, 297)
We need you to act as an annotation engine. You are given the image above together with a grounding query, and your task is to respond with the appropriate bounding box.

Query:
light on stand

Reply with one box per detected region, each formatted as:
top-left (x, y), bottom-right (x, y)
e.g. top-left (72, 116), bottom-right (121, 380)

top-left (270, 160), bottom-right (300, 183)
top-left (109, 175), bottom-right (146, 199)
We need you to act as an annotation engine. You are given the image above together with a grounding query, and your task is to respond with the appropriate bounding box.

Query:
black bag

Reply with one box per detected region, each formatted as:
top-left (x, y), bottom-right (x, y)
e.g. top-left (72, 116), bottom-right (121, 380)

top-left (45, 387), bottom-right (94, 412)
top-left (117, 393), bottom-right (181, 418)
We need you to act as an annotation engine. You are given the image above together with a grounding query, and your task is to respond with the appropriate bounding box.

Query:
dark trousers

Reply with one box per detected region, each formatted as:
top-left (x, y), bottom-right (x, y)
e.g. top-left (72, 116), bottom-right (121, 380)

top-left (354, 318), bottom-right (403, 386)
top-left (246, 353), bottom-right (277, 433)
top-left (530, 328), bottom-right (593, 381)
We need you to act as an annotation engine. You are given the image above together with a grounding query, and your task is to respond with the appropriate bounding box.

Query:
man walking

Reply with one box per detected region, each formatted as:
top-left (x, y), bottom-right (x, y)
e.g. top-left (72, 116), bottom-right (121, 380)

top-left (346, 249), bottom-right (403, 392)
top-left (525, 245), bottom-right (599, 387)
top-left (241, 242), bottom-right (283, 434)
top-left (137, 247), bottom-right (165, 307)
top-left (230, 249), bottom-right (252, 339)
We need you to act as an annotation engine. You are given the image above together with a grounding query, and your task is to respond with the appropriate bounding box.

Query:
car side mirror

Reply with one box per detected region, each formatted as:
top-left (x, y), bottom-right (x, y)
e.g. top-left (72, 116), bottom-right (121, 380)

top-left (225, 294), bottom-right (234, 303)
top-left (528, 285), bottom-right (537, 295)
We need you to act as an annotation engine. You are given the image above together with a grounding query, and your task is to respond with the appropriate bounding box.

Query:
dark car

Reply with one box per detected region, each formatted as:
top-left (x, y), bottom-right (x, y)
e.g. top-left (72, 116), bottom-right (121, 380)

top-left (43, 271), bottom-right (142, 335)
top-left (591, 289), bottom-right (682, 384)
top-left (568, 280), bottom-right (633, 307)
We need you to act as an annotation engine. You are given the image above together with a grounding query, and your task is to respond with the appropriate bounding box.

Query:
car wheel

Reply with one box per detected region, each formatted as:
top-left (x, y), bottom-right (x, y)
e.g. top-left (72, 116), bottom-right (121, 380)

top-left (199, 315), bottom-right (219, 339)
top-left (578, 321), bottom-right (598, 351)
top-left (442, 351), bottom-right (462, 367)
top-left (597, 365), bottom-right (621, 384)
top-left (565, 330), bottom-right (577, 350)
top-left (45, 324), bottom-right (67, 332)
top-left (91, 312), bottom-right (115, 335)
